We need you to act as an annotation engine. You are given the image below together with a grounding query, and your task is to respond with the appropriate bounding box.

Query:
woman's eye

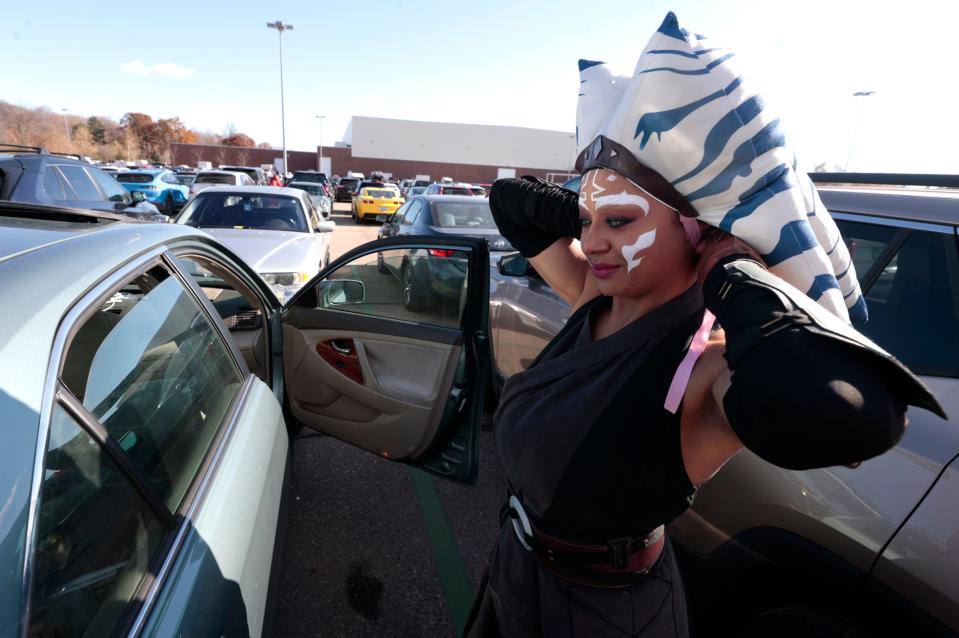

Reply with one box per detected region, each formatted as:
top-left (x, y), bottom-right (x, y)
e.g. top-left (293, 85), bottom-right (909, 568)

top-left (578, 217), bottom-right (591, 228)
top-left (606, 217), bottom-right (632, 228)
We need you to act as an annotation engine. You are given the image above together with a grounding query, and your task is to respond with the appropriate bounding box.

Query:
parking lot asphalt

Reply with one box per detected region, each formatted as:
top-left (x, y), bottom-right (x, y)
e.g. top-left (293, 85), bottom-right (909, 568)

top-left (275, 201), bottom-right (508, 637)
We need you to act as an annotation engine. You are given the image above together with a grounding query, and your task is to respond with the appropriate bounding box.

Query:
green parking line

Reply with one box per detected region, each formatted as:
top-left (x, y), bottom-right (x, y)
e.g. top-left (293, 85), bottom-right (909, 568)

top-left (407, 467), bottom-right (475, 637)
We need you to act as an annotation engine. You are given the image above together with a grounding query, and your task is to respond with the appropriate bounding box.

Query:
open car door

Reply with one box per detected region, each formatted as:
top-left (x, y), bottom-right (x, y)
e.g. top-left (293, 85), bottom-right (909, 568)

top-left (280, 236), bottom-right (490, 484)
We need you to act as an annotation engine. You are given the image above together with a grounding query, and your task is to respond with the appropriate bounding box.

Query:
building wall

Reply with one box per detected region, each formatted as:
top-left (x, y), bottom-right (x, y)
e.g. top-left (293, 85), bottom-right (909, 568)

top-left (348, 116), bottom-right (577, 171)
top-left (171, 143), bottom-right (576, 184)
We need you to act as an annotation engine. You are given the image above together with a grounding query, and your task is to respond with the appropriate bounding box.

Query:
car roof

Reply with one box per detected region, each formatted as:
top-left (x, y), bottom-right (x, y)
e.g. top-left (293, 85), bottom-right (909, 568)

top-left (819, 186), bottom-right (959, 227)
top-left (417, 194), bottom-right (485, 203)
top-left (123, 168), bottom-right (164, 175)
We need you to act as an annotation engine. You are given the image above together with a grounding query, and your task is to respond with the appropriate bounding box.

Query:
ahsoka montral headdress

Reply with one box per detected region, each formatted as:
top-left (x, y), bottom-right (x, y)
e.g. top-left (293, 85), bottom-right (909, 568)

top-left (575, 12), bottom-right (866, 323)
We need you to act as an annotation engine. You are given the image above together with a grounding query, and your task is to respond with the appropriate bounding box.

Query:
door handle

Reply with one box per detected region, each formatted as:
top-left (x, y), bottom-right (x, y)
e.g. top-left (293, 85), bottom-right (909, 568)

top-left (330, 339), bottom-right (353, 355)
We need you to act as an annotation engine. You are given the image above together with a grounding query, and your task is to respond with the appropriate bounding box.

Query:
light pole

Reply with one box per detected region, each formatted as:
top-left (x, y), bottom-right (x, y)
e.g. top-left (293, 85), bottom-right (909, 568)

top-left (315, 115), bottom-right (325, 173)
top-left (844, 90), bottom-right (875, 172)
top-left (61, 108), bottom-right (72, 150)
top-left (267, 21), bottom-right (293, 174)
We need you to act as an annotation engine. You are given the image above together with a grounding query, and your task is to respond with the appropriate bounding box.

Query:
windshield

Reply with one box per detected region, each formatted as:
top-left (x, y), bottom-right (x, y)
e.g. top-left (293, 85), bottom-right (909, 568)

top-left (195, 173), bottom-right (236, 184)
top-left (178, 193), bottom-right (307, 232)
top-left (290, 183), bottom-right (324, 195)
top-left (439, 187), bottom-right (473, 196)
top-left (432, 202), bottom-right (497, 229)
top-left (115, 173), bottom-right (156, 184)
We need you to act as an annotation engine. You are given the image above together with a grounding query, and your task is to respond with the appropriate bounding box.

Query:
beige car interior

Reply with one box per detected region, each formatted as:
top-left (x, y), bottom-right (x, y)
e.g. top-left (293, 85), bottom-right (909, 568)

top-left (283, 325), bottom-right (460, 460)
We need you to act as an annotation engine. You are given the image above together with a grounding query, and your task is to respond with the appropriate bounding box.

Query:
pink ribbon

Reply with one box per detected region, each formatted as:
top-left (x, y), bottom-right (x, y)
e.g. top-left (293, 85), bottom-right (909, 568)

top-left (664, 310), bottom-right (716, 414)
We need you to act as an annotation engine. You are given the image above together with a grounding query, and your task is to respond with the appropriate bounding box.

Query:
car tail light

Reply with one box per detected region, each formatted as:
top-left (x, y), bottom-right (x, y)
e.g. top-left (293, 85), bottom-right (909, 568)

top-left (392, 200), bottom-right (400, 205)
top-left (363, 199), bottom-right (374, 204)
top-left (428, 249), bottom-right (455, 258)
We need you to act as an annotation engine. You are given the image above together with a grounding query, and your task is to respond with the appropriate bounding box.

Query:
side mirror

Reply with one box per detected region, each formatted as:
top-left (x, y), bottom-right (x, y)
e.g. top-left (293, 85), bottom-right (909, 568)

top-left (131, 191), bottom-right (147, 203)
top-left (318, 279), bottom-right (366, 306)
top-left (497, 253), bottom-right (531, 277)
top-left (315, 220), bottom-right (336, 233)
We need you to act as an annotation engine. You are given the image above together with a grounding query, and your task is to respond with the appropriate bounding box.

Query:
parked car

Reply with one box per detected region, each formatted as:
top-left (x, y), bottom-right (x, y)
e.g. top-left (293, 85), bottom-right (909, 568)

top-left (286, 181), bottom-right (333, 219)
top-left (423, 183), bottom-right (475, 196)
top-left (289, 171), bottom-right (331, 196)
top-left (0, 144), bottom-right (167, 222)
top-left (468, 185), bottom-right (487, 197)
top-left (175, 170), bottom-right (197, 186)
top-left (407, 186), bottom-right (428, 198)
top-left (378, 194), bottom-right (513, 253)
top-left (114, 169), bottom-right (190, 214)
top-left (488, 173), bottom-right (959, 637)
top-left (0, 198), bottom-right (489, 638)
top-left (220, 165), bottom-right (267, 186)
top-left (176, 186), bottom-right (334, 301)
top-left (188, 170), bottom-right (254, 198)
top-left (334, 176), bottom-right (361, 202)
top-left (351, 185), bottom-right (404, 224)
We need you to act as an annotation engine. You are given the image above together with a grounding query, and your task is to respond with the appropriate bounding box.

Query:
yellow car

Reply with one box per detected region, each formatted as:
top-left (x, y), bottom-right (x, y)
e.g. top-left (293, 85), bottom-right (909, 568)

top-left (352, 186), bottom-right (404, 223)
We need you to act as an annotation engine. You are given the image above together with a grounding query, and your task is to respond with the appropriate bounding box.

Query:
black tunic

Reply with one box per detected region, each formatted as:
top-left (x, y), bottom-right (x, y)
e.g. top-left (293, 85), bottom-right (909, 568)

top-left (474, 286), bottom-right (706, 637)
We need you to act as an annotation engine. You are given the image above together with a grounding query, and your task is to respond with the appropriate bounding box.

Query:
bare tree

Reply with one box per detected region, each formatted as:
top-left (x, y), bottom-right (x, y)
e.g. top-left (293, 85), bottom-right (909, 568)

top-left (214, 147), bottom-right (226, 167)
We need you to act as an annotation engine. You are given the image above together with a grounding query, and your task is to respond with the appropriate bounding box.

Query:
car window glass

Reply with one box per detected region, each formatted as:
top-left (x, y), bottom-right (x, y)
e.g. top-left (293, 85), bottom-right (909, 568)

top-left (87, 168), bottom-right (130, 203)
top-left (42, 167), bottom-right (68, 199)
top-left (391, 201), bottom-right (411, 224)
top-left (315, 247), bottom-right (468, 329)
top-left (178, 193), bottom-right (308, 232)
top-left (61, 264), bottom-right (243, 510)
top-left (434, 202), bottom-right (496, 228)
top-left (835, 220), bottom-right (899, 281)
top-left (404, 201), bottom-right (422, 225)
top-left (856, 230), bottom-right (959, 376)
top-left (29, 403), bottom-right (165, 638)
top-left (56, 164), bottom-right (103, 201)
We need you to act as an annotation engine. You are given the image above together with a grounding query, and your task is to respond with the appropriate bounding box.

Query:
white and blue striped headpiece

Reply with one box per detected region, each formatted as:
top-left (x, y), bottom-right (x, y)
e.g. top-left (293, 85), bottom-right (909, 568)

top-left (575, 12), bottom-right (866, 323)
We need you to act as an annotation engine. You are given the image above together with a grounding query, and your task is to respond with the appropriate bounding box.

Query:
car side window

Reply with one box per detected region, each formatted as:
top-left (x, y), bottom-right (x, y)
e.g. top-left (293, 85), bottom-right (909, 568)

top-left (56, 164), bottom-right (105, 202)
top-left (311, 247), bottom-right (469, 329)
top-left (391, 201), bottom-right (411, 225)
top-left (854, 229), bottom-right (959, 376)
top-left (835, 220), bottom-right (900, 281)
top-left (42, 167), bottom-right (69, 200)
top-left (403, 201), bottom-right (422, 225)
top-left (60, 263), bottom-right (244, 511)
top-left (29, 404), bottom-right (166, 638)
top-left (87, 168), bottom-right (130, 203)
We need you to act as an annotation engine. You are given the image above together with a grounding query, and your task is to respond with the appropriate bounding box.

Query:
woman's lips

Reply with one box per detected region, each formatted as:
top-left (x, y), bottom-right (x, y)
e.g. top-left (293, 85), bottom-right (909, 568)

top-left (590, 263), bottom-right (621, 279)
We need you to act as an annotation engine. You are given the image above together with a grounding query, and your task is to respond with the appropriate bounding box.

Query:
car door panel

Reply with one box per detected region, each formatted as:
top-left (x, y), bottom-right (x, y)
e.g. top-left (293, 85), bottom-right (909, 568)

top-left (280, 236), bottom-right (489, 484)
top-left (283, 325), bottom-right (460, 459)
top-left (140, 378), bottom-right (288, 638)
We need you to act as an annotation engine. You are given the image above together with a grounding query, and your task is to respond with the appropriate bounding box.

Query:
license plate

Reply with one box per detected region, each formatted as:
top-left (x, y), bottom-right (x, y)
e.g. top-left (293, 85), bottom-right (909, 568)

top-left (379, 206), bottom-right (391, 212)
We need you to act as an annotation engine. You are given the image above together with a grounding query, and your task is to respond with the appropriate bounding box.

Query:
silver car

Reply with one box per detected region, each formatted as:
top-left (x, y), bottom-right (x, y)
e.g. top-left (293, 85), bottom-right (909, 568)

top-left (1, 201), bottom-right (491, 637)
top-left (488, 174), bottom-right (959, 636)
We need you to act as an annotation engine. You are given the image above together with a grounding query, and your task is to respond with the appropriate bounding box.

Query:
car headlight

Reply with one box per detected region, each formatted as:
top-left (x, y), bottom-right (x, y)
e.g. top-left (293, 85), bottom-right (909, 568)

top-left (262, 272), bottom-right (311, 301)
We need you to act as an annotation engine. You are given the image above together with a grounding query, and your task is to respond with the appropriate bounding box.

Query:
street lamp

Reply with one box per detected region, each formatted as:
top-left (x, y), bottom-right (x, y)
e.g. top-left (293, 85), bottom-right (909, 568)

top-left (266, 20), bottom-right (293, 174)
top-left (315, 115), bottom-right (325, 173)
top-left (61, 108), bottom-right (72, 150)
top-left (844, 90), bottom-right (875, 172)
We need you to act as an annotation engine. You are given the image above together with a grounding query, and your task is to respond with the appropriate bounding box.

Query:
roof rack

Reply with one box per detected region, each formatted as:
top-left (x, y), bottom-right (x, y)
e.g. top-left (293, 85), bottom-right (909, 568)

top-left (0, 143), bottom-right (47, 154)
top-left (48, 151), bottom-right (83, 161)
top-left (810, 172), bottom-right (959, 189)
top-left (0, 201), bottom-right (125, 224)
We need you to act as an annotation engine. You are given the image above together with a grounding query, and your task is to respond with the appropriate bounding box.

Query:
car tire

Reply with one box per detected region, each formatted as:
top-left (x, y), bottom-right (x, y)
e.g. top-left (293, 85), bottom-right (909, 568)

top-left (734, 605), bottom-right (874, 638)
top-left (402, 262), bottom-right (427, 312)
top-left (163, 194), bottom-right (174, 215)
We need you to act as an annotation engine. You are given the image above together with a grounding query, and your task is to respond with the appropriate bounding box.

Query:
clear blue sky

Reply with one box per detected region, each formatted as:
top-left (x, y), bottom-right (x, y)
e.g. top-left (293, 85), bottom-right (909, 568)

top-left (4, 0), bottom-right (958, 172)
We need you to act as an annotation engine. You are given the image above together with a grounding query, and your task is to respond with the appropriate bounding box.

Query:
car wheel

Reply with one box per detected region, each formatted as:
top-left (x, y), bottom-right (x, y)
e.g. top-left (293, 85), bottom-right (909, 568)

top-left (402, 262), bottom-right (427, 312)
top-left (734, 605), bottom-right (874, 638)
top-left (377, 252), bottom-right (389, 274)
top-left (163, 194), bottom-right (174, 215)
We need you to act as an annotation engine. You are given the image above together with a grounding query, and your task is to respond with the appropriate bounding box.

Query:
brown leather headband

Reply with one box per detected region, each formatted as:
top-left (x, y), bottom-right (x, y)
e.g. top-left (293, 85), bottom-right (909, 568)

top-left (575, 135), bottom-right (699, 219)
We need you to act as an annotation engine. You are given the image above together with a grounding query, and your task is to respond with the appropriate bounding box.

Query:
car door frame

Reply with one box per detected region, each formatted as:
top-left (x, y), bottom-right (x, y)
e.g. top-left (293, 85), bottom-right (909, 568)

top-left (280, 234), bottom-right (491, 484)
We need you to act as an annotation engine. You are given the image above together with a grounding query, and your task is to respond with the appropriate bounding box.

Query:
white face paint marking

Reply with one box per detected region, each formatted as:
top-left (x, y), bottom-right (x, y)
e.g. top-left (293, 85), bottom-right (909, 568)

top-left (622, 228), bottom-right (657, 273)
top-left (594, 192), bottom-right (650, 215)
top-left (606, 174), bottom-right (618, 182)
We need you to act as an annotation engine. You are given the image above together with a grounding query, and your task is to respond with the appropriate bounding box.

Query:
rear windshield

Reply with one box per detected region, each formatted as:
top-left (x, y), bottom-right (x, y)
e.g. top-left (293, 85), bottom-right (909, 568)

top-left (195, 173), bottom-right (235, 184)
top-left (115, 173), bottom-right (155, 184)
top-left (364, 189), bottom-right (397, 198)
top-left (414, 180), bottom-right (430, 187)
top-left (432, 202), bottom-right (497, 229)
top-left (338, 178), bottom-right (359, 187)
top-left (293, 172), bottom-right (328, 184)
top-left (439, 187), bottom-right (473, 196)
top-left (179, 193), bottom-right (307, 232)
top-left (221, 167), bottom-right (258, 180)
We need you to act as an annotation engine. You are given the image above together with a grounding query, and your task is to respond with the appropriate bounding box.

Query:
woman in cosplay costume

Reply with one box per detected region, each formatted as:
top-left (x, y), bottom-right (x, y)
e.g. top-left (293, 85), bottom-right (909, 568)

top-left (466, 12), bottom-right (945, 638)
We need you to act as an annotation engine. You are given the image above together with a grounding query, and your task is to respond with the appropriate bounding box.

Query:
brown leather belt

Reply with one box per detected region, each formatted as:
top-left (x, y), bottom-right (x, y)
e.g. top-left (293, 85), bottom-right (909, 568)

top-left (504, 495), bottom-right (665, 588)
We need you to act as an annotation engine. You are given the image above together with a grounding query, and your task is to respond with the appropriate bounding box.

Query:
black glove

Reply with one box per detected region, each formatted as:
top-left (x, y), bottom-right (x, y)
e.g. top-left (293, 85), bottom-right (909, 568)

top-left (489, 176), bottom-right (580, 258)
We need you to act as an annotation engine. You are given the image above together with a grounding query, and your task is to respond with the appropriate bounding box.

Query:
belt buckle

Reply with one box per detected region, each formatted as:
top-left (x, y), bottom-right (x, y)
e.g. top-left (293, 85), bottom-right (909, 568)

top-left (607, 537), bottom-right (630, 570)
top-left (508, 495), bottom-right (534, 552)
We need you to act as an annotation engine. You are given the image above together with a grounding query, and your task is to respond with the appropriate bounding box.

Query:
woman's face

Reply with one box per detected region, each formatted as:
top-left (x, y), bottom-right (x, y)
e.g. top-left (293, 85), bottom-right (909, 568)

top-left (578, 168), bottom-right (698, 298)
